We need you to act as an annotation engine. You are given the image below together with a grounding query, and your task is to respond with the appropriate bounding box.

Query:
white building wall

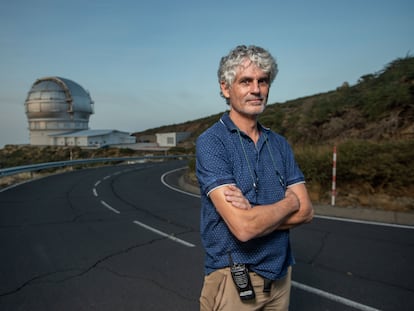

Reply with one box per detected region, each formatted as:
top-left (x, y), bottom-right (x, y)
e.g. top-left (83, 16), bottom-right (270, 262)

top-left (76, 137), bottom-right (88, 146)
top-left (87, 135), bottom-right (106, 147)
top-left (30, 131), bottom-right (49, 145)
top-left (156, 133), bottom-right (176, 147)
top-left (156, 132), bottom-right (190, 147)
top-left (84, 132), bottom-right (135, 147)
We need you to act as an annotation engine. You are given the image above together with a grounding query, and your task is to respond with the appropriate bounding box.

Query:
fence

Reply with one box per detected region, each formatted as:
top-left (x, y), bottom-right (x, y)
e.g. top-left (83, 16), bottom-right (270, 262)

top-left (0, 155), bottom-right (193, 178)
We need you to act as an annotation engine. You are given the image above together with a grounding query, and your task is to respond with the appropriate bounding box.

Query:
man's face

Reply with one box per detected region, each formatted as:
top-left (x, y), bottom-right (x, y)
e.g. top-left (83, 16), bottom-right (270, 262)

top-left (221, 59), bottom-right (270, 117)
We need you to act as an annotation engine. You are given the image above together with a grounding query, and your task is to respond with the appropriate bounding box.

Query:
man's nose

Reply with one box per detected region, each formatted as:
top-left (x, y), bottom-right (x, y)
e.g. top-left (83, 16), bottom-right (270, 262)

top-left (250, 80), bottom-right (260, 93)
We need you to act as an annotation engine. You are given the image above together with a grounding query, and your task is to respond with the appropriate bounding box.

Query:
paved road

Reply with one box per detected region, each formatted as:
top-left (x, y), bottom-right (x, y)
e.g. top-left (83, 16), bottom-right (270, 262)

top-left (1, 160), bottom-right (413, 310)
top-left (0, 161), bottom-right (203, 310)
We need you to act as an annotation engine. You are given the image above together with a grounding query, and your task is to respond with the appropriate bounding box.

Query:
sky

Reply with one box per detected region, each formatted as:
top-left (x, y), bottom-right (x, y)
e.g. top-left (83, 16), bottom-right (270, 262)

top-left (0, 0), bottom-right (413, 148)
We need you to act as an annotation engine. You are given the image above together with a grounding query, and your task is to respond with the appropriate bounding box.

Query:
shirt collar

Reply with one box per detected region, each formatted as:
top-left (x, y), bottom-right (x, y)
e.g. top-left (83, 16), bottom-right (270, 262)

top-left (219, 111), bottom-right (270, 137)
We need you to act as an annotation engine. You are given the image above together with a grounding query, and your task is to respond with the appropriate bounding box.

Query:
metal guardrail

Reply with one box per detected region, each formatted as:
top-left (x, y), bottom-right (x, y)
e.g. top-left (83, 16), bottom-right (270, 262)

top-left (0, 155), bottom-right (194, 178)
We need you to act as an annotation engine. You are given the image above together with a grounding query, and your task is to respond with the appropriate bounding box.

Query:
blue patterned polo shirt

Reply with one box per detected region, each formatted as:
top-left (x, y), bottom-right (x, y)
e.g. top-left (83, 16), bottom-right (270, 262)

top-left (196, 112), bottom-right (305, 280)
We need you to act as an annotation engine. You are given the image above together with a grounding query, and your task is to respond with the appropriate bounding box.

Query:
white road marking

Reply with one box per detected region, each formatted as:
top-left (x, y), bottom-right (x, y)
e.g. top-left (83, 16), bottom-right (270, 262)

top-left (160, 167), bottom-right (200, 198)
top-left (161, 166), bottom-right (389, 311)
top-left (162, 167), bottom-right (414, 230)
top-left (94, 180), bottom-right (101, 187)
top-left (292, 281), bottom-right (381, 311)
top-left (315, 214), bottom-right (413, 229)
top-left (133, 220), bottom-right (195, 248)
top-left (93, 168), bottom-right (195, 248)
top-left (100, 200), bottom-right (120, 214)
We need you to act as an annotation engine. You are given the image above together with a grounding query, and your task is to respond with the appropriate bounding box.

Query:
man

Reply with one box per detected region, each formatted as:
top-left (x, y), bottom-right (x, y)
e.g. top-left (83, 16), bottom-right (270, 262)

top-left (196, 45), bottom-right (313, 310)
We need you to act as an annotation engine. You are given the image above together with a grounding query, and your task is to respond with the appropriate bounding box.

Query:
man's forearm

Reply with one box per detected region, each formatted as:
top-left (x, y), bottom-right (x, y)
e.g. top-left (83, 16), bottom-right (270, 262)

top-left (222, 185), bottom-right (306, 240)
top-left (251, 190), bottom-right (301, 237)
top-left (276, 199), bottom-right (314, 230)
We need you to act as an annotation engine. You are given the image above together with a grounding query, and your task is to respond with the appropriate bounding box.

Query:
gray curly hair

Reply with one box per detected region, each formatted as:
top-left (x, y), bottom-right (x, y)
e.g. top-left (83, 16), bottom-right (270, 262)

top-left (217, 45), bottom-right (278, 100)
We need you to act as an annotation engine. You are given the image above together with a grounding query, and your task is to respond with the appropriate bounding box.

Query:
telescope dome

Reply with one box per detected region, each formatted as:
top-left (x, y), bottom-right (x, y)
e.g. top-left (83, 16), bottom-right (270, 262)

top-left (25, 77), bottom-right (95, 145)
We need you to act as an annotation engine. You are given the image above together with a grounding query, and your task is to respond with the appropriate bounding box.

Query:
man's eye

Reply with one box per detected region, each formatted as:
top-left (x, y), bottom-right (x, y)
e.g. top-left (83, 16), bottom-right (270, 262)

top-left (259, 79), bottom-right (269, 86)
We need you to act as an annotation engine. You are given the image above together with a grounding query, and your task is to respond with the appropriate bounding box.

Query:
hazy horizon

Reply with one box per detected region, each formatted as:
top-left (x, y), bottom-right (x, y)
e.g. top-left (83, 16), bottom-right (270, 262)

top-left (1, 0), bottom-right (413, 148)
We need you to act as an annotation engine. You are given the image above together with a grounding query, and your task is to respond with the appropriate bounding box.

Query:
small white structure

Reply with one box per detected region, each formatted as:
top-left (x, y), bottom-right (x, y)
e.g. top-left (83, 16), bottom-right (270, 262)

top-left (50, 129), bottom-right (136, 148)
top-left (156, 132), bottom-right (191, 147)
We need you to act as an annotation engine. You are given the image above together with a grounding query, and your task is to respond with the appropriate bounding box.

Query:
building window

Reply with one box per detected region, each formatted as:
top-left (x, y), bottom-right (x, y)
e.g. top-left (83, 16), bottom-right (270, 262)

top-left (167, 137), bottom-right (174, 145)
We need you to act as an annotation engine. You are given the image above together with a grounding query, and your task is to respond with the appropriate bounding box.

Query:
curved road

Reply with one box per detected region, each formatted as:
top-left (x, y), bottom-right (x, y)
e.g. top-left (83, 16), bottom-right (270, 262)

top-left (0, 160), bottom-right (413, 310)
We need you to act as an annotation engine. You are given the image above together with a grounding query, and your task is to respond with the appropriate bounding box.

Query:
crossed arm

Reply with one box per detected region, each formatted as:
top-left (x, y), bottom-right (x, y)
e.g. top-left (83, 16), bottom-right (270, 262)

top-left (209, 183), bottom-right (313, 242)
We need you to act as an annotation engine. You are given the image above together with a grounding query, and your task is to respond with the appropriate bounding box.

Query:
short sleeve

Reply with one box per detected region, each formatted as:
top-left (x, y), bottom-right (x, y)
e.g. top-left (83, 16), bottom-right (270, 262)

top-left (196, 131), bottom-right (236, 196)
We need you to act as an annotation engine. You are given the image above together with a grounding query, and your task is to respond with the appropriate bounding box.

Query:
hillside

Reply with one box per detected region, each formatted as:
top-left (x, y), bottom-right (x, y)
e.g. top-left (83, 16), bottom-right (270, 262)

top-left (134, 55), bottom-right (414, 144)
top-left (1, 56), bottom-right (413, 212)
top-left (134, 56), bottom-right (414, 212)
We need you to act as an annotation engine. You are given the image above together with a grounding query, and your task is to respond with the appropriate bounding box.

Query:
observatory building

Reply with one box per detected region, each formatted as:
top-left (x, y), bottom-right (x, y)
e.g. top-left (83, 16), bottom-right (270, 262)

top-left (24, 77), bottom-right (135, 147)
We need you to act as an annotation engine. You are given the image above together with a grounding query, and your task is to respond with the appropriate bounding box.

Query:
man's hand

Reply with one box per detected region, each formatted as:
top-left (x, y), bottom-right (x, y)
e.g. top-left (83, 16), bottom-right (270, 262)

top-left (224, 186), bottom-right (300, 211)
top-left (224, 185), bottom-right (251, 210)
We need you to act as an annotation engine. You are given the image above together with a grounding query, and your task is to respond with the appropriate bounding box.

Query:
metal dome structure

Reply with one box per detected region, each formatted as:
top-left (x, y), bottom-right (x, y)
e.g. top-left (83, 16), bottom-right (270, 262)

top-left (25, 76), bottom-right (94, 145)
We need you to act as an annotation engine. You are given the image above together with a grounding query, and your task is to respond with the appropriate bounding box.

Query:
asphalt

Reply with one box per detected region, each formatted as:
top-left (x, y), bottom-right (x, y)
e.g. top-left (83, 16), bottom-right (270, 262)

top-left (178, 175), bottom-right (414, 227)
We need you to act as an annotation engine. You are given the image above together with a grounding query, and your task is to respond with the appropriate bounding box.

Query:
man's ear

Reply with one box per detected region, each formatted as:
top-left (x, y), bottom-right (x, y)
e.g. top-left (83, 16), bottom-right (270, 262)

top-left (220, 81), bottom-right (230, 99)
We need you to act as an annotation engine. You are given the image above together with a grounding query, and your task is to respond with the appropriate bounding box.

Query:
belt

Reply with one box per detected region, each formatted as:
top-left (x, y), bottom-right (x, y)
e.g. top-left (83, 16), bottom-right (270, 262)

top-left (263, 277), bottom-right (273, 293)
top-left (248, 270), bottom-right (274, 293)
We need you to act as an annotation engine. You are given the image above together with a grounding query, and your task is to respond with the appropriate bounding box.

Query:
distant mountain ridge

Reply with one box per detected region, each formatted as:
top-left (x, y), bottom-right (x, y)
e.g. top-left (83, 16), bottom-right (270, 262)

top-left (132, 56), bottom-right (414, 212)
top-left (133, 55), bottom-right (414, 146)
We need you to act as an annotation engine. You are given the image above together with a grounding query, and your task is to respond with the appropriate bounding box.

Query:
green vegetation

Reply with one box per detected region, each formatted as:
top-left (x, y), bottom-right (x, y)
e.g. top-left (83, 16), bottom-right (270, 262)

top-left (295, 140), bottom-right (414, 205)
top-left (181, 56), bottom-right (414, 211)
top-left (1, 56), bottom-right (413, 211)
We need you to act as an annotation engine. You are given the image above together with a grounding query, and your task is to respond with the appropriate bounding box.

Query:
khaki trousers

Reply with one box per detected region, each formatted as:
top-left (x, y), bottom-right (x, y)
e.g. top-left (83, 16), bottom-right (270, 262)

top-left (200, 266), bottom-right (292, 311)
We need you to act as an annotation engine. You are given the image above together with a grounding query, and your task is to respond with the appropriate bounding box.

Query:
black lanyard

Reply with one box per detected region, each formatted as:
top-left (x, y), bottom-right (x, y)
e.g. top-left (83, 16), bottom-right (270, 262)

top-left (236, 129), bottom-right (286, 193)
